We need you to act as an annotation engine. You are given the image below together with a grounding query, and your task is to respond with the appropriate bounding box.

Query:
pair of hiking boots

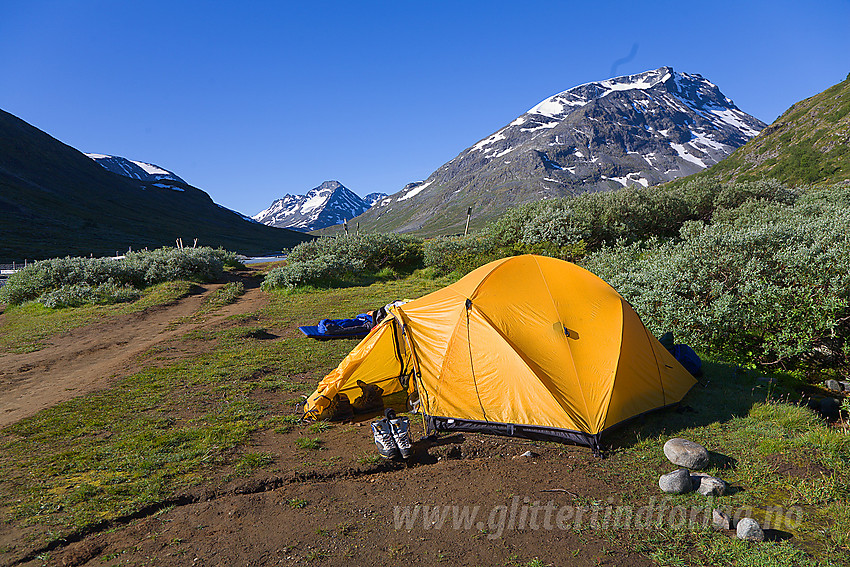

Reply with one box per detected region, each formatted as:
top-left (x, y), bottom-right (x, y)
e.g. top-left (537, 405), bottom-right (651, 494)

top-left (371, 409), bottom-right (413, 459)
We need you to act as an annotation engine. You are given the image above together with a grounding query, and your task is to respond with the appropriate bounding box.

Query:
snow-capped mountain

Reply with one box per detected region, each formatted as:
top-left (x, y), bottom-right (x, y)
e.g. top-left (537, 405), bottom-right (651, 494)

top-left (86, 153), bottom-right (187, 188)
top-left (364, 192), bottom-right (389, 207)
top-left (352, 66), bottom-right (767, 235)
top-left (253, 181), bottom-right (374, 232)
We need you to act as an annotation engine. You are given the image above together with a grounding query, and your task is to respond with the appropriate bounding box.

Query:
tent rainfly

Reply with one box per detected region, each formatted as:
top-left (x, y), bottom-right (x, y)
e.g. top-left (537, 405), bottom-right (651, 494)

top-left (303, 255), bottom-right (696, 453)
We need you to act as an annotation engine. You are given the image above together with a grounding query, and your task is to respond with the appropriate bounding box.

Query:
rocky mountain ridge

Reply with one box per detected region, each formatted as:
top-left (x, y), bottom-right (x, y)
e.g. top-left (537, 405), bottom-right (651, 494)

top-left (351, 66), bottom-right (766, 235)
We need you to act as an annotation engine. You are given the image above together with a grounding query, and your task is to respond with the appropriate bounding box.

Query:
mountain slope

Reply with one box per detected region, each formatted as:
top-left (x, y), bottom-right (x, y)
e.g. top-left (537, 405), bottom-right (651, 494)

top-left (352, 67), bottom-right (765, 236)
top-left (673, 73), bottom-right (850, 186)
top-left (253, 181), bottom-right (374, 231)
top-left (0, 109), bottom-right (311, 262)
top-left (86, 154), bottom-right (187, 185)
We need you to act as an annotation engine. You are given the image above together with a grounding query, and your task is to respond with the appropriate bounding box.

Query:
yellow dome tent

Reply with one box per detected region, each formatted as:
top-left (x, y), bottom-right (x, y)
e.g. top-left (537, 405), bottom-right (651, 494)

top-left (303, 255), bottom-right (696, 453)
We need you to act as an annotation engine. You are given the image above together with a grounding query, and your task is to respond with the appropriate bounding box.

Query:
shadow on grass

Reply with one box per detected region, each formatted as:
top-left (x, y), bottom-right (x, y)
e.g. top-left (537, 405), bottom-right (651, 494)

top-left (603, 359), bottom-right (795, 453)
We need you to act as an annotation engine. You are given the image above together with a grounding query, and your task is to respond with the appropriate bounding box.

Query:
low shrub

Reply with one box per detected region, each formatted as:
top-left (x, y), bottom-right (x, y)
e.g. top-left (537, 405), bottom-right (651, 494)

top-left (286, 233), bottom-right (423, 272)
top-left (262, 234), bottom-right (424, 290)
top-left (262, 254), bottom-right (364, 290)
top-left (423, 179), bottom-right (797, 277)
top-left (423, 233), bottom-right (587, 276)
top-left (0, 247), bottom-right (232, 306)
top-left (583, 183), bottom-right (850, 370)
top-left (37, 283), bottom-right (142, 309)
top-left (423, 234), bottom-right (501, 275)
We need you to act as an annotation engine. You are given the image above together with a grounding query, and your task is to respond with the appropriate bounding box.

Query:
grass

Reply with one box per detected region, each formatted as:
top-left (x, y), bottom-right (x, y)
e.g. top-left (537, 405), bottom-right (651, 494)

top-left (603, 361), bottom-right (850, 565)
top-left (307, 421), bottom-right (332, 434)
top-left (197, 281), bottom-right (245, 314)
top-left (295, 437), bottom-right (322, 450)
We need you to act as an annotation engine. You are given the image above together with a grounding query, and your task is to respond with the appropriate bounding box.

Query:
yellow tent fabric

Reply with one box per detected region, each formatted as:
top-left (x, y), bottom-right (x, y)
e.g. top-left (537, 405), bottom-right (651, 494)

top-left (303, 255), bottom-right (696, 451)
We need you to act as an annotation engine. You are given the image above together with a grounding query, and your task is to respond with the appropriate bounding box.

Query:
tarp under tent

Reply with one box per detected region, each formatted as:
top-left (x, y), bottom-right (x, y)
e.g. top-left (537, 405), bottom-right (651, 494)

top-left (303, 255), bottom-right (697, 453)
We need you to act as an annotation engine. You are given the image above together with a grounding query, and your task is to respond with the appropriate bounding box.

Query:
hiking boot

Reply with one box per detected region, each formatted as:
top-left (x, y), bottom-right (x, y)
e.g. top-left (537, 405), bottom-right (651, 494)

top-left (386, 410), bottom-right (413, 459)
top-left (371, 418), bottom-right (400, 459)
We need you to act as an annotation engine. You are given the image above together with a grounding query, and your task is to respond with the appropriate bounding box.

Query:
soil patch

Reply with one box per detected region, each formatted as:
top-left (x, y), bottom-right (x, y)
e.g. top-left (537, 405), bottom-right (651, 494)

top-left (0, 273), bottom-right (266, 429)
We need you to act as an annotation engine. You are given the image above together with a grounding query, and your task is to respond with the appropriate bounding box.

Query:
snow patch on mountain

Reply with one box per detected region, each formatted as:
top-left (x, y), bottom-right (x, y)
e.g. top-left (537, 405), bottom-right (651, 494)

top-left (398, 180), bottom-right (432, 201)
top-left (364, 192), bottom-right (389, 207)
top-left (86, 153), bottom-right (187, 187)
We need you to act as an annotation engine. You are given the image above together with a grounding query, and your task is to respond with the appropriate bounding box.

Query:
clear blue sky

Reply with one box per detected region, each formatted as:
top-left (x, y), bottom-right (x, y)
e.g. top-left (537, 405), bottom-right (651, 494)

top-left (2, 1), bottom-right (848, 215)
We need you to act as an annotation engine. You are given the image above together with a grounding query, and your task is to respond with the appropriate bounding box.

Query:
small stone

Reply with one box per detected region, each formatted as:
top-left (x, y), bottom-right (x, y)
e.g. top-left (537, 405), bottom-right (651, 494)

top-left (736, 517), bottom-right (765, 541)
top-left (825, 379), bottom-right (842, 392)
top-left (839, 380), bottom-right (850, 392)
top-left (514, 450), bottom-right (538, 459)
top-left (820, 397), bottom-right (840, 420)
top-left (663, 438), bottom-right (710, 470)
top-left (691, 473), bottom-right (727, 496)
top-left (712, 509), bottom-right (732, 530)
top-left (659, 468), bottom-right (694, 494)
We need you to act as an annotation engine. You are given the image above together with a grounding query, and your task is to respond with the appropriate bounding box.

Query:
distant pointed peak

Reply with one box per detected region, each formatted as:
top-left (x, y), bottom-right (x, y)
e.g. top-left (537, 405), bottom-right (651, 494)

top-left (316, 180), bottom-right (345, 191)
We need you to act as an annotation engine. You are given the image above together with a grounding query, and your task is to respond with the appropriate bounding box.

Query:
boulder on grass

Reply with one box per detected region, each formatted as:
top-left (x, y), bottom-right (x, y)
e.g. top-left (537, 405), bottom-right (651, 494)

top-left (663, 438), bottom-right (710, 470)
top-left (712, 509), bottom-right (732, 530)
top-left (659, 468), bottom-right (694, 494)
top-left (825, 379), bottom-right (842, 392)
top-left (737, 517), bottom-right (764, 541)
top-left (691, 473), bottom-right (727, 496)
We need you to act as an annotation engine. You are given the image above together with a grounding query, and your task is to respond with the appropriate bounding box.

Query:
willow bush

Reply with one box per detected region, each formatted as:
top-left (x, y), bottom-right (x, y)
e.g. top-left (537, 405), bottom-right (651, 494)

top-left (584, 183), bottom-right (850, 370)
top-left (262, 233), bottom-right (423, 290)
top-left (0, 247), bottom-right (236, 307)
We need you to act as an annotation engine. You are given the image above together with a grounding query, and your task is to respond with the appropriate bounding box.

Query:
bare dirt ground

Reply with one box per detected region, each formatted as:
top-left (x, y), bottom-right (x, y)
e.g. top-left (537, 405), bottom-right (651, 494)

top-left (1, 272), bottom-right (666, 567)
top-left (0, 274), bottom-right (267, 429)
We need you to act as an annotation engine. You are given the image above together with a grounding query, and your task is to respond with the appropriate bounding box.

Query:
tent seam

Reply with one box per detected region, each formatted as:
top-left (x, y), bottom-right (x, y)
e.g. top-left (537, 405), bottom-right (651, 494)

top-left (533, 256), bottom-right (595, 432)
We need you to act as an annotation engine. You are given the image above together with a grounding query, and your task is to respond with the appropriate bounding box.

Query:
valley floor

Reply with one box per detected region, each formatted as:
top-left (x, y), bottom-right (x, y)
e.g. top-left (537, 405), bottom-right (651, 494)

top-left (0, 268), bottom-right (846, 567)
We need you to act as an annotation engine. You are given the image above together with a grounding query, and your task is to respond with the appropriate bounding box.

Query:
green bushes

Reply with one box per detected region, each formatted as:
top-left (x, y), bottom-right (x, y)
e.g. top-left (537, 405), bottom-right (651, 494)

top-left (423, 234), bottom-right (501, 275)
top-left (422, 178), bottom-right (798, 275)
top-left (262, 234), bottom-right (423, 290)
top-left (38, 283), bottom-right (142, 309)
top-left (423, 233), bottom-right (586, 276)
top-left (0, 247), bottom-right (235, 307)
top-left (583, 183), bottom-right (850, 370)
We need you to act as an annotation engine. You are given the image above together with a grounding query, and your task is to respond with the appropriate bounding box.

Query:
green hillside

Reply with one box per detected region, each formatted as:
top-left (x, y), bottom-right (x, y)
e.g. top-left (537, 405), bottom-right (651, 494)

top-left (676, 73), bottom-right (850, 186)
top-left (0, 109), bottom-right (311, 262)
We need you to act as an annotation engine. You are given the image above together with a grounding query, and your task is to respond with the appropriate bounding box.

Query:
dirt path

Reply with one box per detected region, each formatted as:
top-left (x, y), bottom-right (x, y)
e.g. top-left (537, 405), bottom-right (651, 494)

top-left (0, 272), bottom-right (265, 428)
top-left (23, 436), bottom-right (657, 567)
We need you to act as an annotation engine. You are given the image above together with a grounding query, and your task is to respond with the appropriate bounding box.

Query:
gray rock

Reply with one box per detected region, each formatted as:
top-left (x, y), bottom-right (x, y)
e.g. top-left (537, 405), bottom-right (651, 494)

top-left (839, 380), bottom-right (850, 392)
top-left (820, 397), bottom-right (840, 420)
top-left (712, 509), bottom-right (732, 530)
top-left (691, 473), bottom-right (727, 496)
top-left (736, 517), bottom-right (765, 541)
top-left (659, 468), bottom-right (694, 494)
top-left (825, 379), bottom-right (842, 392)
top-left (663, 438), bottom-right (710, 470)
